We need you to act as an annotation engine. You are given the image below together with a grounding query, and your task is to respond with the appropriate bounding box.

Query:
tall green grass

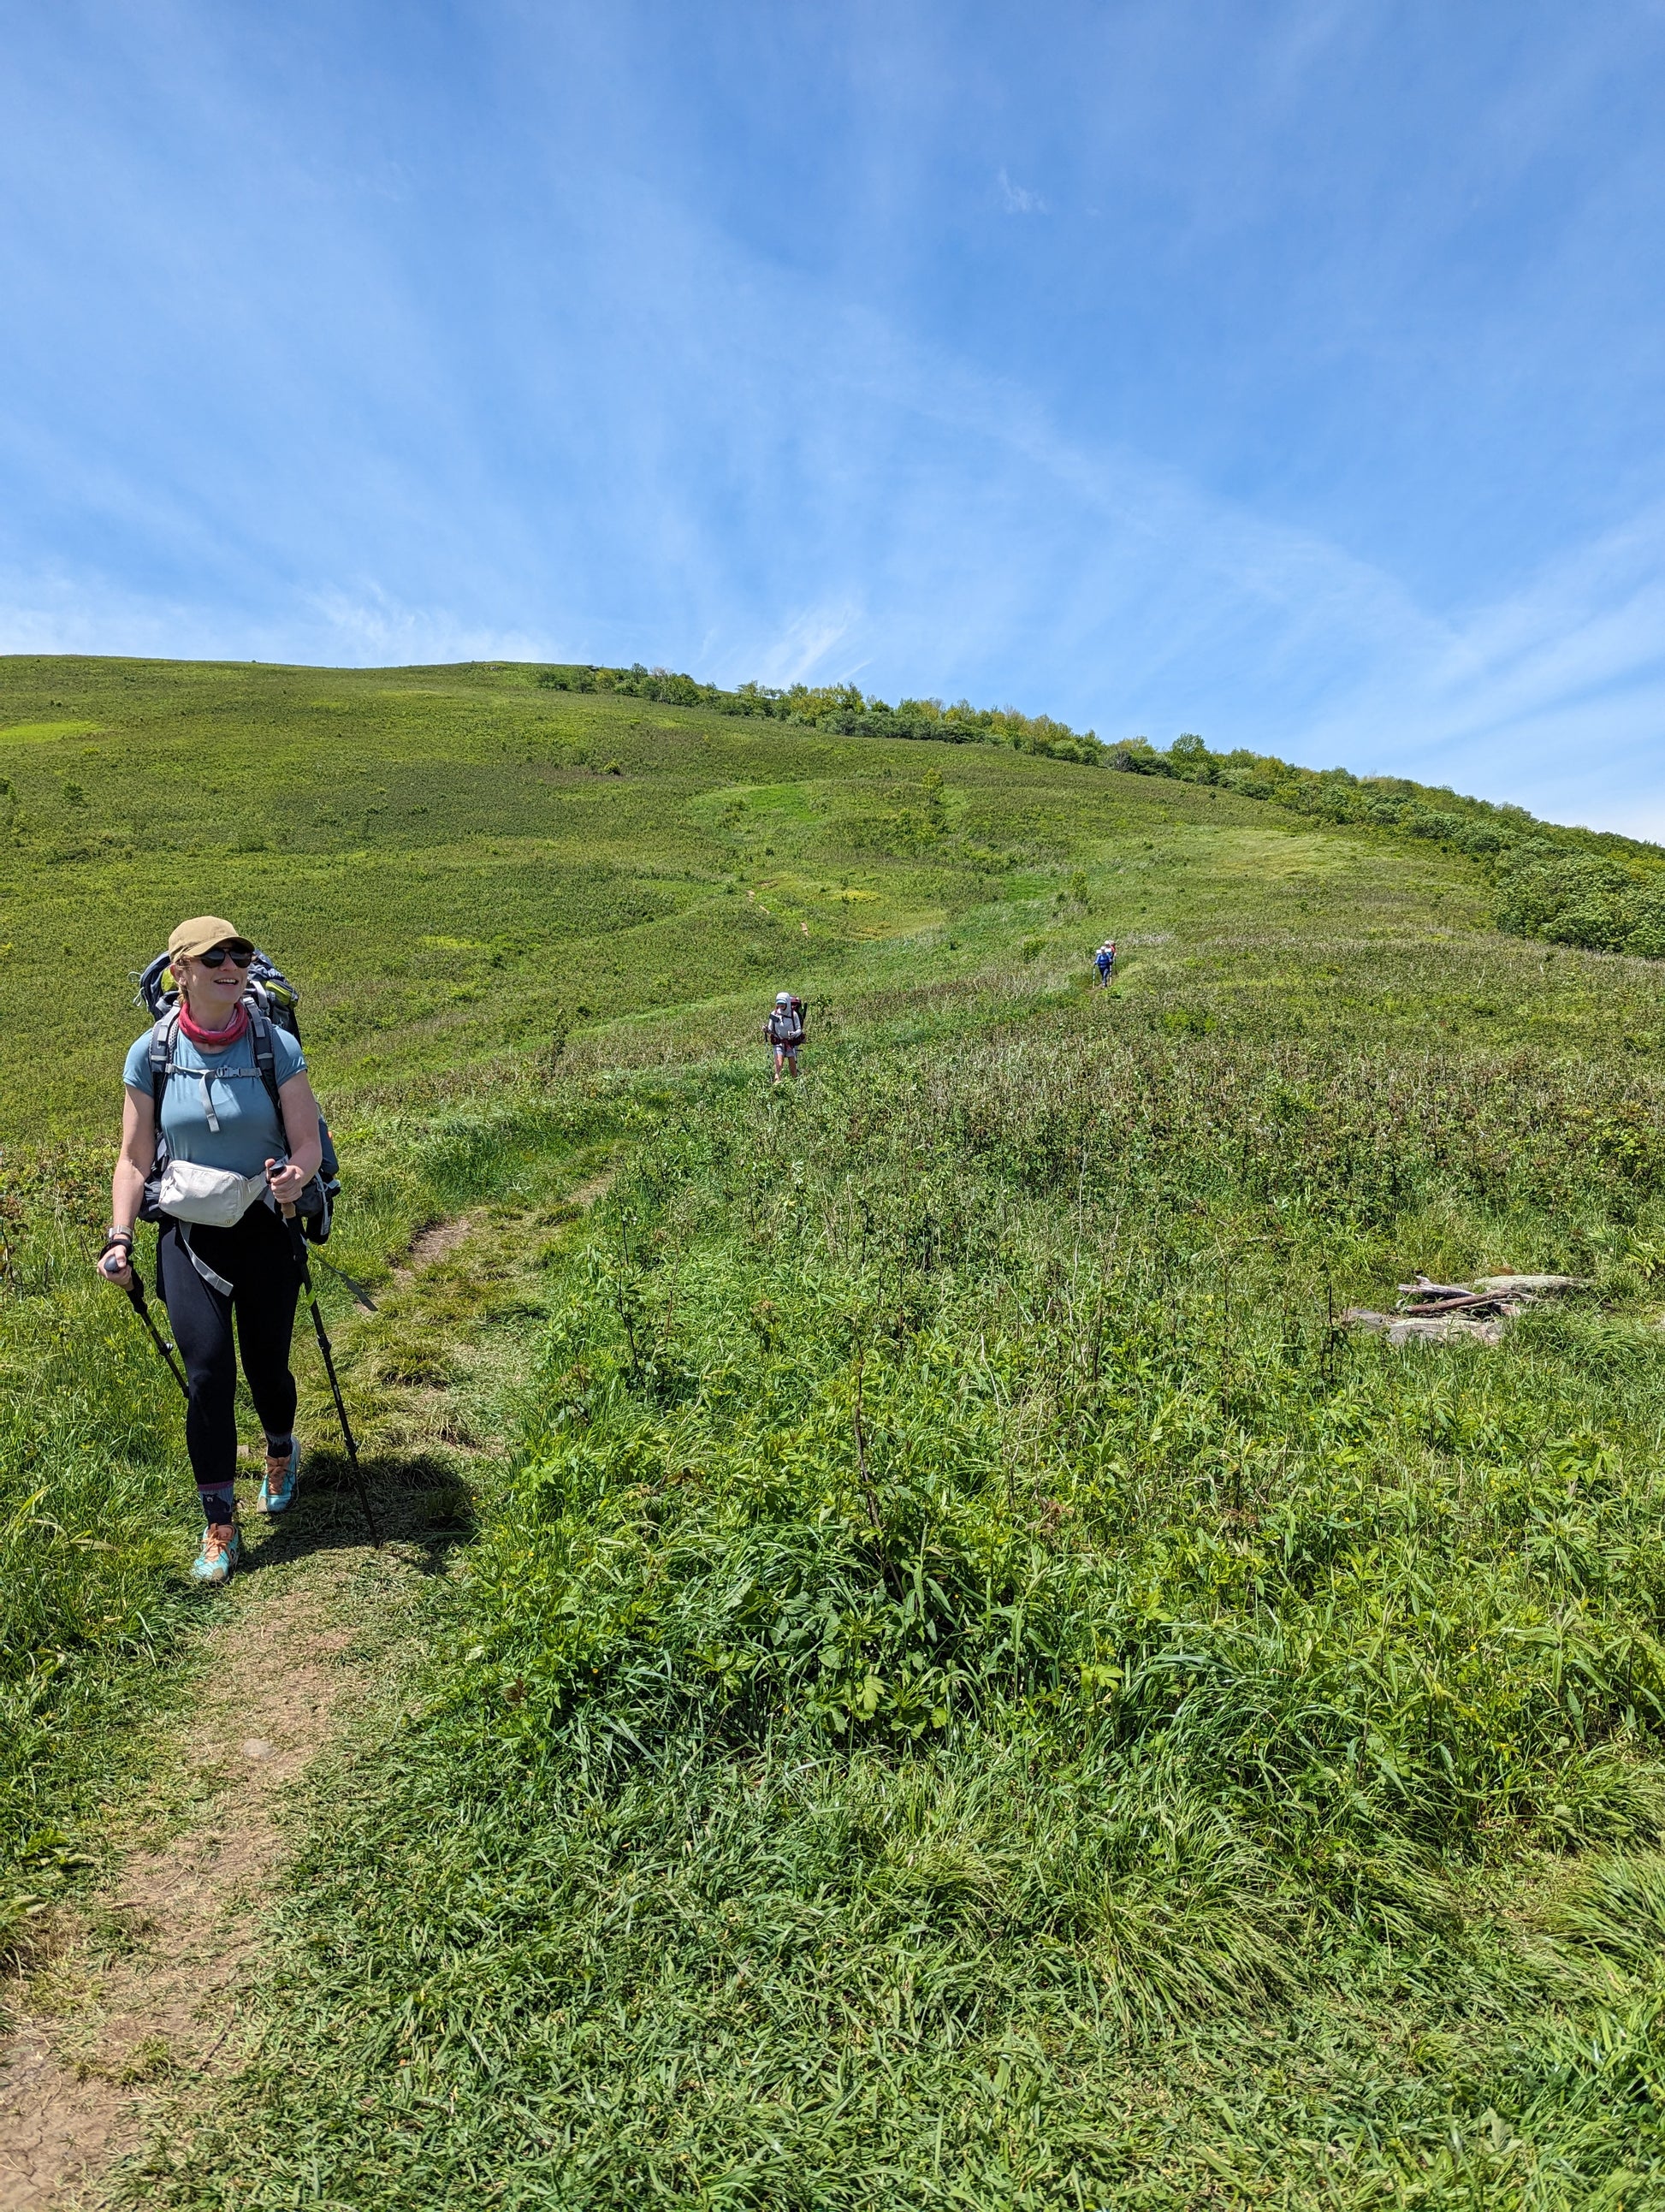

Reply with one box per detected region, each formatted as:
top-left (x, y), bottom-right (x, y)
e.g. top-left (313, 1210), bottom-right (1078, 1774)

top-left (0, 1148), bottom-right (202, 1944)
top-left (15, 656), bottom-right (1665, 2202)
top-left (138, 988), bottom-right (1665, 2208)
top-left (4, 650), bottom-right (1202, 1954)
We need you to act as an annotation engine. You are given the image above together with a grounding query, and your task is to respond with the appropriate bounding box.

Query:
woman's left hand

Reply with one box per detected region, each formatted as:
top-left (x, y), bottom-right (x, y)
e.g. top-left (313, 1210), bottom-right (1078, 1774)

top-left (265, 1156), bottom-right (308, 1206)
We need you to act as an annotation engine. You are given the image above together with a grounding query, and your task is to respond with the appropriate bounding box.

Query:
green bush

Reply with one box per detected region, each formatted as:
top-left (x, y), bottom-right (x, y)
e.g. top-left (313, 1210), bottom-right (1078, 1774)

top-left (538, 662), bottom-right (1105, 762)
top-left (1496, 847), bottom-right (1665, 958)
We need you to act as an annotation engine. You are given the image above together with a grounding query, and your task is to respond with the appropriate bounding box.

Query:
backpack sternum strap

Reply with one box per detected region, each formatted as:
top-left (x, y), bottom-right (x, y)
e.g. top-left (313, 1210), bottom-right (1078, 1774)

top-left (147, 1001), bottom-right (281, 1139)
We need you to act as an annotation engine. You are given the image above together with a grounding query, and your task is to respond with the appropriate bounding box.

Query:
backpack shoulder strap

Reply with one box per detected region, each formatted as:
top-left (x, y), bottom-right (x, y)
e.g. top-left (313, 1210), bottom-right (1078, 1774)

top-left (247, 1003), bottom-right (282, 1118)
top-left (147, 1011), bottom-right (180, 1114)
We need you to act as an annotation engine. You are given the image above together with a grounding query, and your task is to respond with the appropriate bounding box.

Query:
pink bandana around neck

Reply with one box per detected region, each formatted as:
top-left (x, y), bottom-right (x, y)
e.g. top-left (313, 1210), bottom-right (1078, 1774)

top-left (175, 999), bottom-right (250, 1051)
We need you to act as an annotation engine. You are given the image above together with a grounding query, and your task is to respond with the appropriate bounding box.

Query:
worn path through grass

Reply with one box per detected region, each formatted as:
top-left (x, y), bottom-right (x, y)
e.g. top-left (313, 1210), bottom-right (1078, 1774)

top-left (0, 1171), bottom-right (604, 2210)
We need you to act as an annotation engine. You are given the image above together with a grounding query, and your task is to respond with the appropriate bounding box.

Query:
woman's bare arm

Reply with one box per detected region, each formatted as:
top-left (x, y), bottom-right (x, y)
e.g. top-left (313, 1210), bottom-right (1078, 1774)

top-left (99, 1087), bottom-right (156, 1285)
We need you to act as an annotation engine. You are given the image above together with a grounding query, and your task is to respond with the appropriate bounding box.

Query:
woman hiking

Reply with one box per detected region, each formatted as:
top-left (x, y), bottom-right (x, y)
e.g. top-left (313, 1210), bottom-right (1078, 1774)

top-left (98, 917), bottom-right (323, 1586)
top-left (763, 990), bottom-right (805, 1084)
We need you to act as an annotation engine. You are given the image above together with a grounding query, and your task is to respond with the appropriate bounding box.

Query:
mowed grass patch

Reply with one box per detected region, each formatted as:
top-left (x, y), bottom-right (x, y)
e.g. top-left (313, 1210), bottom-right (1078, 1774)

top-left (0, 719), bottom-right (105, 744)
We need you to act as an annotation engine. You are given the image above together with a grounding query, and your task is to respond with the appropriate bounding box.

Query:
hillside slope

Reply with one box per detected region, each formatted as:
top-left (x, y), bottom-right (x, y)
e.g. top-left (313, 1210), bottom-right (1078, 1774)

top-left (0, 653), bottom-right (1502, 1135)
top-left (7, 659), bottom-right (1665, 2208)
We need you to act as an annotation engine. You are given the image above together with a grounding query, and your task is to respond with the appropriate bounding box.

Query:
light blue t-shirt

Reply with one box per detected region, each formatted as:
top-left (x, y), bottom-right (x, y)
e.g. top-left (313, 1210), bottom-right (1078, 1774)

top-left (122, 1023), bottom-right (306, 1177)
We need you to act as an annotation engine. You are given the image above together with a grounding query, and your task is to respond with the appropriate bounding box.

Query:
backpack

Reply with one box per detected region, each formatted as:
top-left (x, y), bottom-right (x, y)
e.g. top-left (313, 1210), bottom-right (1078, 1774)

top-left (134, 949), bottom-right (341, 1242)
top-left (768, 996), bottom-right (806, 1047)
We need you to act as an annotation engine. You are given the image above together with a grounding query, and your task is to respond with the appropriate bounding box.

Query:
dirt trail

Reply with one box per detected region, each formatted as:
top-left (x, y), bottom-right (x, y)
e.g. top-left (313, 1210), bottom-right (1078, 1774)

top-left (399, 1213), bottom-right (478, 1278)
top-left (0, 1539), bottom-right (400, 2209)
top-left (0, 1189), bottom-right (578, 2211)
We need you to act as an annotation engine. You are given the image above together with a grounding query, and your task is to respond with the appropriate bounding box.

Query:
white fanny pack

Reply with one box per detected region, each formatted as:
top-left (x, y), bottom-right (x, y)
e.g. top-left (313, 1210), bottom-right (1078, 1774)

top-left (156, 1159), bottom-right (272, 1227)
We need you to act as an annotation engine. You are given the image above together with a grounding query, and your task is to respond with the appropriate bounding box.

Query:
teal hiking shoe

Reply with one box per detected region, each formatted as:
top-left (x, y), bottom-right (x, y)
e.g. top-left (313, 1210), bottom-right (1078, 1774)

top-left (190, 1523), bottom-right (240, 1586)
top-left (258, 1438), bottom-right (301, 1517)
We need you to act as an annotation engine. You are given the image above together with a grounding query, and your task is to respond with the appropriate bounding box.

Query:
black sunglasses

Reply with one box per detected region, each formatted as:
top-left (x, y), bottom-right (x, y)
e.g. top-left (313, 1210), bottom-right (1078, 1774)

top-left (199, 942), bottom-right (256, 970)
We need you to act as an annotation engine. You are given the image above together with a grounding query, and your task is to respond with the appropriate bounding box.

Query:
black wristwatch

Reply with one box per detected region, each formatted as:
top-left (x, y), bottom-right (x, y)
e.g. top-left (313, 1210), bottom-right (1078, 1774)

top-left (104, 1228), bottom-right (134, 1253)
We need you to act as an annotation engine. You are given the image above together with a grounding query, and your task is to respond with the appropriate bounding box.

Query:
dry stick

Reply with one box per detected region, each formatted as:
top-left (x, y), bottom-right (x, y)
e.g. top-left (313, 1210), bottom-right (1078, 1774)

top-left (660, 1231), bottom-right (685, 1350)
top-left (851, 1348), bottom-right (880, 1530)
top-left (1400, 1291), bottom-right (1514, 1316)
top-left (1219, 1261), bottom-right (1232, 1432)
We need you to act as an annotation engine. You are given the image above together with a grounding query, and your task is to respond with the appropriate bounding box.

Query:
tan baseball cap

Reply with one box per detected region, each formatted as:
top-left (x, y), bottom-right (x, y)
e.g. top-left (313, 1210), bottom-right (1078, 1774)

top-left (167, 916), bottom-right (246, 962)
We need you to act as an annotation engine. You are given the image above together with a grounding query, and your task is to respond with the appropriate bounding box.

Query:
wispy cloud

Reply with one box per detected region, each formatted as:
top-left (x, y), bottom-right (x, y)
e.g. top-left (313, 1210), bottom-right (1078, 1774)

top-left (745, 604), bottom-right (864, 689)
top-left (0, 567), bottom-right (227, 660)
top-left (8, 199), bottom-right (1662, 840)
top-left (997, 167), bottom-right (1047, 215)
top-left (0, 572), bottom-right (562, 671)
top-left (304, 586), bottom-right (557, 666)
top-left (1299, 511), bottom-right (1665, 835)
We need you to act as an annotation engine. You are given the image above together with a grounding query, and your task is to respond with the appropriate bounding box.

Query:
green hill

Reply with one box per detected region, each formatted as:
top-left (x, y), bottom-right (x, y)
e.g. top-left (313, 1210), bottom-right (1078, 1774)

top-left (0, 654), bottom-right (1484, 1135)
top-left (8, 657), bottom-right (1665, 2207)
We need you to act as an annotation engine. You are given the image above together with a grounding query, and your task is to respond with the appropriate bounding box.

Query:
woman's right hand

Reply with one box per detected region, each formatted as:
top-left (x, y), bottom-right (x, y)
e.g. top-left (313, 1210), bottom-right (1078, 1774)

top-left (98, 1240), bottom-right (134, 1289)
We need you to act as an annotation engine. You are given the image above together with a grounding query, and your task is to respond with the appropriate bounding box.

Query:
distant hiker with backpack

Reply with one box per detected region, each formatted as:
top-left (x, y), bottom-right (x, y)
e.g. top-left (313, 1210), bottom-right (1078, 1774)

top-left (1093, 940), bottom-right (1117, 987)
top-left (98, 918), bottom-right (326, 1586)
top-left (765, 990), bottom-right (806, 1084)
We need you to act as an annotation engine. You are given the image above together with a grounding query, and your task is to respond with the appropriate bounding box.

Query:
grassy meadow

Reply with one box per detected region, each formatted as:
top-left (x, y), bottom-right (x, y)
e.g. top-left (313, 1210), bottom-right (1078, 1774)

top-left (9, 656), bottom-right (1665, 2205)
top-left (2, 652), bottom-right (1506, 1134)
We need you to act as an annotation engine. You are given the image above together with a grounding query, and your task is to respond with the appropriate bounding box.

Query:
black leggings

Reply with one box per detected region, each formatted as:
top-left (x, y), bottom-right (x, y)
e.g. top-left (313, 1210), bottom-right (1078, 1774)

top-left (157, 1206), bottom-right (300, 1514)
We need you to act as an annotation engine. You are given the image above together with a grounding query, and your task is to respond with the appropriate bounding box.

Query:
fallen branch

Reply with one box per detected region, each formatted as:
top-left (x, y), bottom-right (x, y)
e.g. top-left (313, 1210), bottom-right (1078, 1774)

top-left (1342, 1272), bottom-right (1589, 1349)
top-left (1395, 1290), bottom-right (1514, 1315)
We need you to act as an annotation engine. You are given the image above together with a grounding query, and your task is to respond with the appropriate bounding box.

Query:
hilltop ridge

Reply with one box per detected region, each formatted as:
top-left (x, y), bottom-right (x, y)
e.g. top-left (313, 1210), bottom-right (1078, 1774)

top-left (412, 657), bottom-right (1665, 958)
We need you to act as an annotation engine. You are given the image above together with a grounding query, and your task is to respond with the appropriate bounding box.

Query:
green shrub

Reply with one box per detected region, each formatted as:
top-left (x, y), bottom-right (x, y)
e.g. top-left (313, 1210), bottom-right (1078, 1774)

top-left (1496, 847), bottom-right (1665, 958)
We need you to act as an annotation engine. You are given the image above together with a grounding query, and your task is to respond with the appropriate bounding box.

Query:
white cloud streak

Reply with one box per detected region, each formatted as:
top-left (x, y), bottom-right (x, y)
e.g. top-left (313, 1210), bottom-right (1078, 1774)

top-left (997, 167), bottom-right (1048, 214)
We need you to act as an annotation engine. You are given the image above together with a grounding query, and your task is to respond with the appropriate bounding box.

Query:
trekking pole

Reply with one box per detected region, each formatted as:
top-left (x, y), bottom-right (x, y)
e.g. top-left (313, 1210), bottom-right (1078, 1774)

top-left (278, 1206), bottom-right (381, 1546)
top-left (314, 1254), bottom-right (378, 1312)
top-left (104, 1248), bottom-right (189, 1398)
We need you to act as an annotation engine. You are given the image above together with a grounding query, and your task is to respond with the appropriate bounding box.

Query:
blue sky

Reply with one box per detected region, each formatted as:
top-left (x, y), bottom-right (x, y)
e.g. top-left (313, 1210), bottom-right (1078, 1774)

top-left (3, 2), bottom-right (1664, 833)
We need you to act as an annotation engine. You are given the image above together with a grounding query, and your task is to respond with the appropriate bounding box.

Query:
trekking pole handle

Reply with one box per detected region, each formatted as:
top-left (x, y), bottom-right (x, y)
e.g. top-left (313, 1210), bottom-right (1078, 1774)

top-left (268, 1165), bottom-right (304, 1236)
top-left (99, 1230), bottom-right (134, 1281)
